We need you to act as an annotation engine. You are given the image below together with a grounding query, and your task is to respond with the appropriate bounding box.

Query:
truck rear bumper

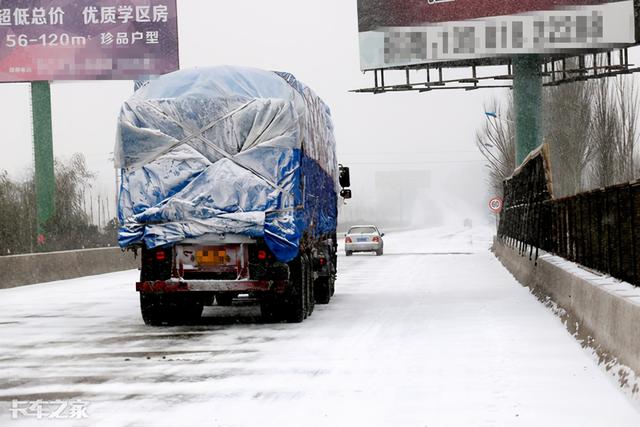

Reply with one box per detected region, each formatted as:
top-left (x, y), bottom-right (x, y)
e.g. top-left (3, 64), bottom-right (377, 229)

top-left (137, 279), bottom-right (287, 293)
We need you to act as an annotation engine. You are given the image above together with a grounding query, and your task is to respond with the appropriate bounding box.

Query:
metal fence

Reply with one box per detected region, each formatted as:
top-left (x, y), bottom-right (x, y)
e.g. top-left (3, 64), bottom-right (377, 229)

top-left (498, 147), bottom-right (640, 287)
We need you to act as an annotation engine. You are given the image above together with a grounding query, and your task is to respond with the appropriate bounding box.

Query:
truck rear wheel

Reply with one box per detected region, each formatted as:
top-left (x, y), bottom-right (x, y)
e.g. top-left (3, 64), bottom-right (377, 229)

top-left (304, 255), bottom-right (315, 317)
top-left (140, 293), bottom-right (203, 326)
top-left (315, 277), bottom-right (331, 304)
top-left (282, 256), bottom-right (306, 323)
top-left (260, 296), bottom-right (281, 323)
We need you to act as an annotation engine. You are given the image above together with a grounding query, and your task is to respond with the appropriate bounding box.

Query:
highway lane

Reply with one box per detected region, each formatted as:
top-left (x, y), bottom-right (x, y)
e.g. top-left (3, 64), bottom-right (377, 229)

top-left (1, 226), bottom-right (639, 426)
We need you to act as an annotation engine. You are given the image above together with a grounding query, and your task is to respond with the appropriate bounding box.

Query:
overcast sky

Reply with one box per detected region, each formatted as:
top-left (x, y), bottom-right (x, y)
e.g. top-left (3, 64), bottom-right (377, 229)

top-left (4, 0), bottom-right (608, 226)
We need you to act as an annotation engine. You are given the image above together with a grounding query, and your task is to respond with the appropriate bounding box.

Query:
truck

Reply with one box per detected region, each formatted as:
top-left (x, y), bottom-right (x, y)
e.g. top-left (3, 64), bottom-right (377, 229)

top-left (115, 66), bottom-right (351, 326)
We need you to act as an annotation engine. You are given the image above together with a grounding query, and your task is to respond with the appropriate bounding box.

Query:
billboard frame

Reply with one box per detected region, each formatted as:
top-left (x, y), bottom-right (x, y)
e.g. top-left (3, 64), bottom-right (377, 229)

top-left (351, 47), bottom-right (637, 94)
top-left (357, 0), bottom-right (639, 72)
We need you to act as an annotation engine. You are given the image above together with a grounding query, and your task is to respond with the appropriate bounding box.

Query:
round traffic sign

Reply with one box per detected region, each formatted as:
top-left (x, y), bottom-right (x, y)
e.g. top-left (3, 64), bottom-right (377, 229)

top-left (489, 197), bottom-right (503, 213)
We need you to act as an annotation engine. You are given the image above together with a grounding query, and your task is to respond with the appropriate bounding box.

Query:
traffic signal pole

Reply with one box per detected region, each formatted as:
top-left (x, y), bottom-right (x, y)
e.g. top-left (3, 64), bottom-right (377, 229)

top-left (513, 56), bottom-right (543, 165)
top-left (31, 81), bottom-right (55, 244)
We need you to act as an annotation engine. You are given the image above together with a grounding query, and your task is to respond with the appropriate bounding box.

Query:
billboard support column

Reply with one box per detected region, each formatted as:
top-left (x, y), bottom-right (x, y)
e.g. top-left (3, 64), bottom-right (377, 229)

top-left (513, 55), bottom-right (543, 165)
top-left (31, 81), bottom-right (55, 246)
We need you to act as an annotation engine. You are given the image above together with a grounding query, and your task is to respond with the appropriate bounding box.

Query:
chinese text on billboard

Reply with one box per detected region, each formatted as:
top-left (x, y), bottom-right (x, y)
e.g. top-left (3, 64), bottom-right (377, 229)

top-left (0, 0), bottom-right (179, 82)
top-left (357, 0), bottom-right (636, 70)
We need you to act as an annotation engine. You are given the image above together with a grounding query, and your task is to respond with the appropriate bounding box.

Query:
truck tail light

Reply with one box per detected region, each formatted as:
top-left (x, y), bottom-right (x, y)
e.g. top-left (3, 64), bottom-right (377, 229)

top-left (257, 250), bottom-right (267, 260)
top-left (155, 250), bottom-right (167, 261)
top-left (345, 236), bottom-right (352, 243)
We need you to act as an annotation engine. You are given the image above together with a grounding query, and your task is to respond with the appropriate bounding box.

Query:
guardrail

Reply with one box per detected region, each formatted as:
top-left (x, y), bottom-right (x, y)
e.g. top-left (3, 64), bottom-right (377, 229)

top-left (0, 247), bottom-right (139, 289)
top-left (498, 145), bottom-right (640, 287)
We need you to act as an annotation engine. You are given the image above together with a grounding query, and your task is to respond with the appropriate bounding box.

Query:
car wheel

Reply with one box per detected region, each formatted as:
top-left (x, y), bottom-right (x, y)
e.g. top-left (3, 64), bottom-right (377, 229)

top-left (346, 250), bottom-right (352, 256)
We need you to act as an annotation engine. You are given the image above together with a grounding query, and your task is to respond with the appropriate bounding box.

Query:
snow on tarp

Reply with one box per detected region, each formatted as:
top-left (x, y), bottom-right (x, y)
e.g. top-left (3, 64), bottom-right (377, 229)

top-left (115, 66), bottom-right (338, 262)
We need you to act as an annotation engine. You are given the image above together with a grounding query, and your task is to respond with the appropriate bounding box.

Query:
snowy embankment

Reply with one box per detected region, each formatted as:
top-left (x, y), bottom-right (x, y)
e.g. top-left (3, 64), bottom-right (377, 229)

top-left (0, 226), bottom-right (639, 426)
top-left (494, 238), bottom-right (640, 400)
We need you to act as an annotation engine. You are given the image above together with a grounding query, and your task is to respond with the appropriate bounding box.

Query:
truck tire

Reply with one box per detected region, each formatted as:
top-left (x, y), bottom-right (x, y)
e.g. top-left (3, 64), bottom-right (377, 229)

top-left (216, 294), bottom-right (234, 306)
top-left (301, 255), bottom-right (309, 319)
top-left (282, 256), bottom-right (306, 323)
top-left (140, 293), bottom-right (203, 326)
top-left (304, 255), bottom-right (315, 317)
top-left (260, 296), bottom-right (282, 323)
top-left (315, 277), bottom-right (331, 304)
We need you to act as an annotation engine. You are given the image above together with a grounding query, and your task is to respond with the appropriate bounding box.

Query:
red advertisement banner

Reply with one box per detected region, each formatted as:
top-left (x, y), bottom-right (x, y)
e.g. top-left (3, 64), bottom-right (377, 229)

top-left (0, 0), bottom-right (179, 82)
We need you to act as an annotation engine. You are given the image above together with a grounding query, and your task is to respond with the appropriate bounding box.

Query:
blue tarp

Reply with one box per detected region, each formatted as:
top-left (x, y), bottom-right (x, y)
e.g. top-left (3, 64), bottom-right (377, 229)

top-left (115, 66), bottom-right (338, 262)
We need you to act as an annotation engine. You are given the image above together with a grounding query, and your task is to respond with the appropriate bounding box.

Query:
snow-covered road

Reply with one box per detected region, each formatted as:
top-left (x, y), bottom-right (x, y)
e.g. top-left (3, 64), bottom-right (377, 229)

top-left (1, 226), bottom-right (639, 426)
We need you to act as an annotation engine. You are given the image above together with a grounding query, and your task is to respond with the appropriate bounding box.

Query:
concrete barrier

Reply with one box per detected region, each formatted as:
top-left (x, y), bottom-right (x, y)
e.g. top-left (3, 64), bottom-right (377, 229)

top-left (0, 247), bottom-right (139, 289)
top-left (493, 238), bottom-right (640, 378)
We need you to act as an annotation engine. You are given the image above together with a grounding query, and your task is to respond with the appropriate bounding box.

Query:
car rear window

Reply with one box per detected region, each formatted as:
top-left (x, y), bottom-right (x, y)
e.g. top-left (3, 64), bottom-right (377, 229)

top-left (349, 227), bottom-right (377, 235)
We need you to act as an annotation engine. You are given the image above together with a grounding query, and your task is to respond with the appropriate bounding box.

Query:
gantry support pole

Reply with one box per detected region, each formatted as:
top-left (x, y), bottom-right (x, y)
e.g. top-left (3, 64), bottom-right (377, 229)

top-left (513, 56), bottom-right (543, 165)
top-left (31, 81), bottom-right (55, 246)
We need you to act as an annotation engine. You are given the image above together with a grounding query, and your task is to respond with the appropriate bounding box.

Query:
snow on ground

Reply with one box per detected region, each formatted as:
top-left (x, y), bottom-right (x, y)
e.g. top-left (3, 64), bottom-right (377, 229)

top-left (0, 226), bottom-right (639, 426)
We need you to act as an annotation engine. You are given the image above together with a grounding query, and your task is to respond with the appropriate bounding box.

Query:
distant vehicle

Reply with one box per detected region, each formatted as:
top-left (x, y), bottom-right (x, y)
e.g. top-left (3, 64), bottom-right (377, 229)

top-left (345, 225), bottom-right (384, 256)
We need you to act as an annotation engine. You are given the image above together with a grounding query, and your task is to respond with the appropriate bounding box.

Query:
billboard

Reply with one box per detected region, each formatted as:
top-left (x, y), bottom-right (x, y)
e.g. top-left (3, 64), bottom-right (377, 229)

top-left (358, 0), bottom-right (636, 70)
top-left (0, 0), bottom-right (178, 82)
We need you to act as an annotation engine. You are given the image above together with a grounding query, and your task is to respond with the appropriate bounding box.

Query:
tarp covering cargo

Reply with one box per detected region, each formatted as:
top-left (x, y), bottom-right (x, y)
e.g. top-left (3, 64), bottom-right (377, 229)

top-left (115, 66), bottom-right (339, 262)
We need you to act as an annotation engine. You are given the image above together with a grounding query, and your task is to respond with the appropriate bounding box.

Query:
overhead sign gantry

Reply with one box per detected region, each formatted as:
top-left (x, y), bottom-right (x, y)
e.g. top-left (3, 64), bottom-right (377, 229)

top-left (354, 0), bottom-right (640, 165)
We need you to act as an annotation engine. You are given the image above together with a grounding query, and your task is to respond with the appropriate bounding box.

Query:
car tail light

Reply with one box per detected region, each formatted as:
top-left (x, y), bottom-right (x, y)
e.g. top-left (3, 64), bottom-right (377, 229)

top-left (155, 250), bottom-right (167, 261)
top-left (372, 236), bottom-right (380, 243)
top-left (319, 257), bottom-right (326, 266)
top-left (257, 250), bottom-right (267, 260)
top-left (345, 236), bottom-right (352, 243)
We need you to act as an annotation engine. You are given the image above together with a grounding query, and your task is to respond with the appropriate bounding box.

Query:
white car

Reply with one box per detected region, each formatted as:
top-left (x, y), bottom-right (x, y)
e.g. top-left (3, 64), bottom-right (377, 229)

top-left (345, 225), bottom-right (384, 256)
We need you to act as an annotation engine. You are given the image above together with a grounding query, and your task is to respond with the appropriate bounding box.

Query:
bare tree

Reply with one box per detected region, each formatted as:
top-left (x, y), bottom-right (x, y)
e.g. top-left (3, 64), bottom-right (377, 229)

top-left (477, 81), bottom-right (593, 200)
top-left (475, 96), bottom-right (516, 197)
top-left (614, 75), bottom-right (639, 182)
top-left (543, 81), bottom-right (594, 197)
top-left (477, 61), bottom-right (637, 199)
top-left (0, 154), bottom-right (117, 255)
top-left (589, 78), bottom-right (620, 188)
